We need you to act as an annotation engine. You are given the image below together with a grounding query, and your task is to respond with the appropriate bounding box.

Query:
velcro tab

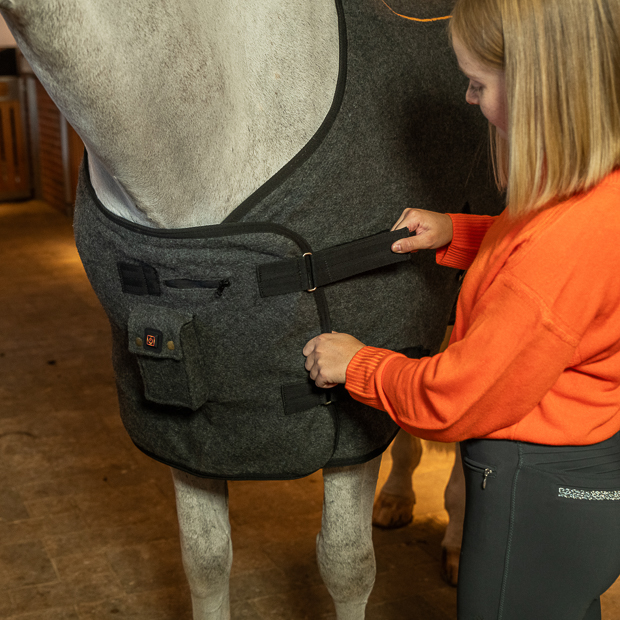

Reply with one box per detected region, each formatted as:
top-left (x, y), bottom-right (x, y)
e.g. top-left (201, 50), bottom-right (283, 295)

top-left (118, 262), bottom-right (161, 296)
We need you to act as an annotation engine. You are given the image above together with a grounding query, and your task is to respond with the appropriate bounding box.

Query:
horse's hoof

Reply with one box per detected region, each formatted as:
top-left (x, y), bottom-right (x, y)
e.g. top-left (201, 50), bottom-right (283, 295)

top-left (372, 492), bottom-right (414, 529)
top-left (440, 546), bottom-right (460, 587)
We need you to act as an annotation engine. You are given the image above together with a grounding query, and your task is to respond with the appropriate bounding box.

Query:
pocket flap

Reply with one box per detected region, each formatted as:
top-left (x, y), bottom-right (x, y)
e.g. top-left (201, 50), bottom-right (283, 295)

top-left (128, 305), bottom-right (194, 361)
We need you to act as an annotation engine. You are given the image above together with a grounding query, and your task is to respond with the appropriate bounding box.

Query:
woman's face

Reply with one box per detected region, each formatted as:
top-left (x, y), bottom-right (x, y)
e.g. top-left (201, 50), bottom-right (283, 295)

top-left (452, 36), bottom-right (508, 139)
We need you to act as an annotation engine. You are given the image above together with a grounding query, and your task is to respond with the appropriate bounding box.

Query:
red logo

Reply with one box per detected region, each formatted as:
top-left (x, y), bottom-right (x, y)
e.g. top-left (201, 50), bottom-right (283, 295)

top-left (146, 334), bottom-right (157, 348)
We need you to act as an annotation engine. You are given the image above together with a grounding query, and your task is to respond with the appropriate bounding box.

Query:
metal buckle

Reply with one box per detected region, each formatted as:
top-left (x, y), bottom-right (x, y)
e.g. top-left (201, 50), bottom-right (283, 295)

top-left (302, 252), bottom-right (317, 292)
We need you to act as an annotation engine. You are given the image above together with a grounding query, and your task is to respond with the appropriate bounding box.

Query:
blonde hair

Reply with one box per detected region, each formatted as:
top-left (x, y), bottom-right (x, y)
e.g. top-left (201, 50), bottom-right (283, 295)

top-left (450, 0), bottom-right (620, 216)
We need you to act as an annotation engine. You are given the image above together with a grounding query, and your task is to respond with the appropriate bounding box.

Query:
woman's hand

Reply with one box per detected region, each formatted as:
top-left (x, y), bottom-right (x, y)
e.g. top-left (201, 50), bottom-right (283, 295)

top-left (391, 209), bottom-right (454, 253)
top-left (303, 332), bottom-right (365, 389)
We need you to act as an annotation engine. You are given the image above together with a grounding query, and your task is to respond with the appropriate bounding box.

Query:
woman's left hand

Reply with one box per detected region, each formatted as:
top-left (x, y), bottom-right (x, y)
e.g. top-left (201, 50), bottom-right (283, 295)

top-left (303, 332), bottom-right (365, 389)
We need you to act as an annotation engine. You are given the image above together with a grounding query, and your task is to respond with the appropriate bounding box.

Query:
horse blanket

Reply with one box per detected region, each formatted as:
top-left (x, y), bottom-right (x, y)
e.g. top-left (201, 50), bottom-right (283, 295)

top-left (73, 0), bottom-right (502, 479)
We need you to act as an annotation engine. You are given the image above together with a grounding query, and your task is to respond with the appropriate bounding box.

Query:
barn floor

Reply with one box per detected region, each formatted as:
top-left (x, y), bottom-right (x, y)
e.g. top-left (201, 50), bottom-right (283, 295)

top-left (1, 199), bottom-right (619, 620)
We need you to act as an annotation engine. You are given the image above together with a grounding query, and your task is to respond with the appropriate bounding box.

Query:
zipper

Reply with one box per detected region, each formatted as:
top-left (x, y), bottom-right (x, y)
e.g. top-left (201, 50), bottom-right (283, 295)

top-left (463, 456), bottom-right (496, 490)
top-left (164, 278), bottom-right (231, 297)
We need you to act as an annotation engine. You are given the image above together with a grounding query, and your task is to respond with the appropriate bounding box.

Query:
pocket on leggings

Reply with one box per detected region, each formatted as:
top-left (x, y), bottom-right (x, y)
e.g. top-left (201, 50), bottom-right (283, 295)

top-left (127, 305), bottom-right (208, 410)
top-left (462, 456), bottom-right (497, 490)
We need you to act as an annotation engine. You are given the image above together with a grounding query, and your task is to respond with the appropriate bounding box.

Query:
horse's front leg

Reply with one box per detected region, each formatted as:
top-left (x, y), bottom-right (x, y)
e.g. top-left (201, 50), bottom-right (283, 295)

top-left (318, 456), bottom-right (382, 620)
top-left (372, 430), bottom-right (423, 528)
top-left (172, 469), bottom-right (233, 620)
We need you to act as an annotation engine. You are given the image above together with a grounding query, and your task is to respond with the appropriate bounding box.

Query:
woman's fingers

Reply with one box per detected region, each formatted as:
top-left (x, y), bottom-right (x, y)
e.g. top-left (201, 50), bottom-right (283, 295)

top-left (391, 209), bottom-right (453, 253)
top-left (303, 333), bottom-right (365, 388)
top-left (391, 208), bottom-right (417, 232)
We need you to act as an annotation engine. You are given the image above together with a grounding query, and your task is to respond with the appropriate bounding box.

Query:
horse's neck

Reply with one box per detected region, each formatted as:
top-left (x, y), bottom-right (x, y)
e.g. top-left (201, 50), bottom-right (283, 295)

top-left (1, 0), bottom-right (339, 227)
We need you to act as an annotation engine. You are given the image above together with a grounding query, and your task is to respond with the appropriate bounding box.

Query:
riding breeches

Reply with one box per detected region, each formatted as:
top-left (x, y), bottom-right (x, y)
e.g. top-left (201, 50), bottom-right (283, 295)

top-left (458, 432), bottom-right (620, 620)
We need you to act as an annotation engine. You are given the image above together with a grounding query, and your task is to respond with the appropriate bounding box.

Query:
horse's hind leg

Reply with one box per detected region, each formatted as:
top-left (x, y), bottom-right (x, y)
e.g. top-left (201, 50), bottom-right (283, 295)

top-left (318, 456), bottom-right (382, 620)
top-left (372, 431), bottom-right (423, 528)
top-left (440, 443), bottom-right (465, 587)
top-left (172, 469), bottom-right (232, 620)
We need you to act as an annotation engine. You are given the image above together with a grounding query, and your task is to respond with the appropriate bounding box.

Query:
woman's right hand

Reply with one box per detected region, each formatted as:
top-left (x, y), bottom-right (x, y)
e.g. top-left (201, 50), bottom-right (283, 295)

top-left (391, 209), bottom-right (454, 253)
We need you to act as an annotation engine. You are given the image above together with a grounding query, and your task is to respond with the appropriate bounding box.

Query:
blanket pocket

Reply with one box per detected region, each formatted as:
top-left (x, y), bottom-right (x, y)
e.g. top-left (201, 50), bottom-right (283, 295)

top-left (127, 305), bottom-right (208, 410)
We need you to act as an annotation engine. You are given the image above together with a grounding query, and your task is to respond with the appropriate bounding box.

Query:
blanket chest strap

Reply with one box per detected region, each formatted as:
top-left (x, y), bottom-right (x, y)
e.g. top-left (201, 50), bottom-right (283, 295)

top-left (257, 227), bottom-right (413, 297)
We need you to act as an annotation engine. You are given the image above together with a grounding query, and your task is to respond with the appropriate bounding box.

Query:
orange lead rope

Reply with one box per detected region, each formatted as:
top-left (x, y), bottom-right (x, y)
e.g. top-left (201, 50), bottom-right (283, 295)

top-left (380, 0), bottom-right (451, 22)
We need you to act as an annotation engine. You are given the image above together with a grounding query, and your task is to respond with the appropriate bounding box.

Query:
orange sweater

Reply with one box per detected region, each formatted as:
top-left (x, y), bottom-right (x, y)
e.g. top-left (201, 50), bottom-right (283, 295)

top-left (346, 170), bottom-right (620, 445)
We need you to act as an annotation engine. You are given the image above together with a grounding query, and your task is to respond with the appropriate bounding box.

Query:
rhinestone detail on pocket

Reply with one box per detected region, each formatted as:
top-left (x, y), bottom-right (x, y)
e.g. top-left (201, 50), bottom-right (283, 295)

top-left (559, 487), bottom-right (620, 501)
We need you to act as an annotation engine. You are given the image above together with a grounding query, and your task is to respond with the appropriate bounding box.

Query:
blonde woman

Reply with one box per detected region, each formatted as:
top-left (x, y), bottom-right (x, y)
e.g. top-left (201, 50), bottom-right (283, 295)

top-left (304, 0), bottom-right (620, 617)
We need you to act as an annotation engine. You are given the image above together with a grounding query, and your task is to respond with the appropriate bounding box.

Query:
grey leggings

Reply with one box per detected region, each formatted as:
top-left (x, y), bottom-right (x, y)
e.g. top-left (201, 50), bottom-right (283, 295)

top-left (458, 432), bottom-right (620, 620)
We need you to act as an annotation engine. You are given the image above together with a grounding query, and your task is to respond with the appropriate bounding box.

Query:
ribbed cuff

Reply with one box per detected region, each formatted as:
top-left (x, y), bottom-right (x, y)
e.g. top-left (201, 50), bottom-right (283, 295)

top-left (345, 346), bottom-right (399, 410)
top-left (436, 213), bottom-right (495, 270)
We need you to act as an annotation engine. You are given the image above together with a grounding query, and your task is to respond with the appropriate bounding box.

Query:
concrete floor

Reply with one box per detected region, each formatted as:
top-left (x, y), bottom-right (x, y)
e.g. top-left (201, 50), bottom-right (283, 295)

top-left (1, 199), bottom-right (619, 620)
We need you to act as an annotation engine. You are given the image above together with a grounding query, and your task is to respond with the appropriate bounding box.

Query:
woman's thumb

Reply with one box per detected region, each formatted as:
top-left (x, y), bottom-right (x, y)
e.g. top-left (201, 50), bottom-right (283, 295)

top-left (392, 236), bottom-right (419, 254)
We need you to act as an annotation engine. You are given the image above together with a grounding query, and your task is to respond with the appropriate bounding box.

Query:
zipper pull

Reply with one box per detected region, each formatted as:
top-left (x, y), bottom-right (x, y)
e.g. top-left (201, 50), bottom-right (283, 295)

top-left (482, 468), bottom-right (492, 489)
top-left (215, 279), bottom-right (231, 297)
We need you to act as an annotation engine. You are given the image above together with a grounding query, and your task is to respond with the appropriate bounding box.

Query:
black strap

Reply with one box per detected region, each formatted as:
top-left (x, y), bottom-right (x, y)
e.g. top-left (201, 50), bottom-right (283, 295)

top-left (257, 227), bottom-right (413, 297)
top-left (282, 381), bottom-right (331, 415)
top-left (281, 381), bottom-right (351, 415)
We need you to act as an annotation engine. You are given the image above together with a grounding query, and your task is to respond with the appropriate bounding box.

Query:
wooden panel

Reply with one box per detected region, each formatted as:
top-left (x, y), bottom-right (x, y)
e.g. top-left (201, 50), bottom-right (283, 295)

top-left (36, 81), bottom-right (64, 212)
top-left (0, 99), bottom-right (30, 200)
top-left (35, 80), bottom-right (83, 214)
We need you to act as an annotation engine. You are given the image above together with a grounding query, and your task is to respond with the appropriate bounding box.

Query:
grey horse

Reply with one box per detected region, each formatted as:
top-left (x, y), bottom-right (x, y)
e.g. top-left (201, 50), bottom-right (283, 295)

top-left (0, 1), bottom-right (501, 618)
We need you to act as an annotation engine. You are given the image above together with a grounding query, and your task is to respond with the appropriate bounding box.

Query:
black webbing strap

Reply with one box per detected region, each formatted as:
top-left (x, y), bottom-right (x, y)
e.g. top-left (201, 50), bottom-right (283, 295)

top-left (257, 227), bottom-right (413, 297)
top-left (282, 382), bottom-right (351, 415)
top-left (282, 381), bottom-right (331, 415)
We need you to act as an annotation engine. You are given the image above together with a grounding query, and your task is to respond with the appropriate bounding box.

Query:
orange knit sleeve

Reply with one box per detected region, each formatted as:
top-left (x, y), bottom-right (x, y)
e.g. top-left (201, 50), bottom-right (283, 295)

top-left (345, 346), bottom-right (406, 411)
top-left (345, 273), bottom-right (578, 442)
top-left (436, 213), bottom-right (497, 270)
